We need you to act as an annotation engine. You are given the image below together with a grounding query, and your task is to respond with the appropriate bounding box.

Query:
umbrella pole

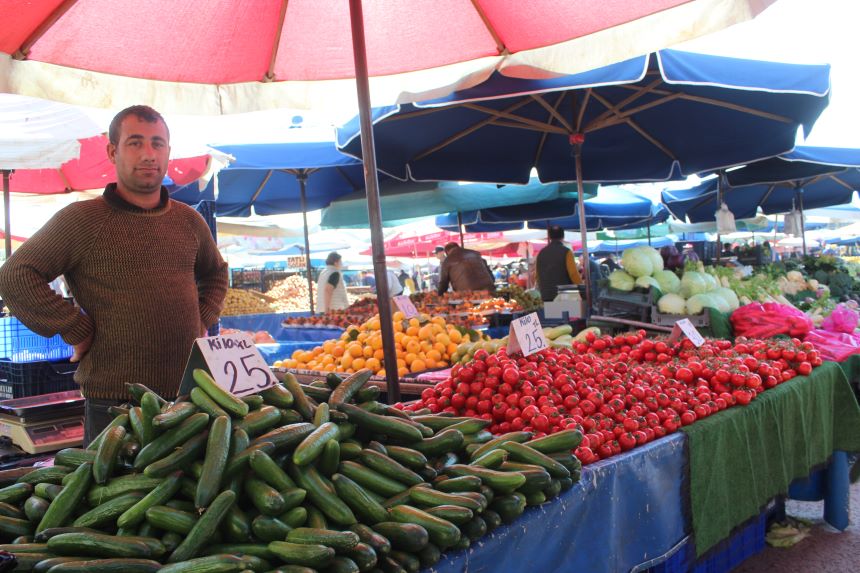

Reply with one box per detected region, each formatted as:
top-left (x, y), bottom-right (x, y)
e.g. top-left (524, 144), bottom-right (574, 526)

top-left (457, 212), bottom-right (465, 247)
top-left (2, 170), bottom-right (10, 259)
top-left (798, 190), bottom-right (807, 256)
top-left (647, 221), bottom-right (652, 246)
top-left (298, 172), bottom-right (315, 315)
top-left (573, 145), bottom-right (591, 314)
top-left (349, 0), bottom-right (400, 403)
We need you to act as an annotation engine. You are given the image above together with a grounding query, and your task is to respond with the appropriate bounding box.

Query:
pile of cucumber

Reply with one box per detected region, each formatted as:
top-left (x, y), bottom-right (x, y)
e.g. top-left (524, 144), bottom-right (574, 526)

top-left (0, 367), bottom-right (582, 573)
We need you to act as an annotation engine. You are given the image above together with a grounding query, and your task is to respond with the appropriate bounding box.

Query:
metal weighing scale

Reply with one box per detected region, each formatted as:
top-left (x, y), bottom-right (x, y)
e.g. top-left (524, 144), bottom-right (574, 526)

top-left (0, 390), bottom-right (84, 453)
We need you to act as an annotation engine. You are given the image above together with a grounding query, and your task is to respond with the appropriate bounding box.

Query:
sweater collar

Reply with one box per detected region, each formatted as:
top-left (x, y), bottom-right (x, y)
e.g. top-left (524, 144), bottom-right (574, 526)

top-left (103, 183), bottom-right (170, 215)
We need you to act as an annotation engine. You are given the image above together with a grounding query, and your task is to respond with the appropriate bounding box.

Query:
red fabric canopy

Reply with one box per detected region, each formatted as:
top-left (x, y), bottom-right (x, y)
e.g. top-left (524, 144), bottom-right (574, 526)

top-left (362, 230), bottom-right (506, 257)
top-left (7, 135), bottom-right (210, 194)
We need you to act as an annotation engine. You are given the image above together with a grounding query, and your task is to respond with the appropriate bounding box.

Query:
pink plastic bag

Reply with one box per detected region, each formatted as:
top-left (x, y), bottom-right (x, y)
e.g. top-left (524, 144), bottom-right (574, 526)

top-left (804, 329), bottom-right (860, 362)
top-left (821, 304), bottom-right (859, 333)
top-left (731, 302), bottom-right (813, 339)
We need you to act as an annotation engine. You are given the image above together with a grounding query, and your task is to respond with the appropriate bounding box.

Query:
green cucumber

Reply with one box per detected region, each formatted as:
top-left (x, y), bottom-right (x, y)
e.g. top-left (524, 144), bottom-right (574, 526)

top-left (544, 478), bottom-right (563, 500)
top-left (0, 501), bottom-right (23, 519)
top-left (459, 515), bottom-right (487, 540)
top-left (93, 426), bottom-right (125, 484)
top-left (167, 489), bottom-right (236, 563)
top-left (17, 466), bottom-right (72, 486)
top-left (0, 482), bottom-right (32, 504)
top-left (196, 415), bottom-right (232, 509)
top-left (489, 494), bottom-right (526, 523)
top-left (129, 407), bottom-right (153, 448)
top-left (416, 543), bottom-right (441, 567)
top-left (161, 530), bottom-right (182, 552)
top-left (331, 474), bottom-right (388, 525)
top-left (145, 506), bottom-right (197, 534)
top-left (251, 515), bottom-right (292, 542)
top-left (3, 553), bottom-right (53, 571)
top-left (133, 412), bottom-right (210, 471)
top-left (235, 406), bottom-right (281, 438)
top-left (388, 505), bottom-right (461, 549)
top-left (409, 416), bottom-right (490, 433)
top-left (41, 558), bottom-right (163, 572)
top-left (292, 422), bottom-right (340, 466)
top-left (249, 450), bottom-right (296, 490)
top-left (338, 462), bottom-right (408, 498)
top-left (224, 441), bottom-right (275, 480)
top-left (345, 542), bottom-right (377, 571)
top-left (525, 490), bottom-right (546, 505)
top-left (383, 447), bottom-right (427, 471)
top-left (500, 442), bottom-right (570, 478)
top-left (300, 383), bottom-right (331, 403)
top-left (126, 384), bottom-right (166, 407)
top-left (46, 532), bottom-right (161, 558)
top-left (287, 465), bottom-right (356, 526)
top-left (117, 470), bottom-right (183, 529)
top-left (139, 392), bottom-right (161, 443)
top-left (388, 550), bottom-right (420, 573)
top-left (424, 505), bottom-right (474, 525)
top-left (32, 485), bottom-right (61, 502)
top-left (312, 402), bottom-right (330, 426)
top-left (23, 496), bottom-right (50, 524)
top-left (151, 401), bottom-right (199, 431)
top-left (32, 556), bottom-right (86, 573)
top-left (35, 463), bottom-right (91, 534)
top-left (244, 478), bottom-right (286, 516)
top-left (338, 441), bottom-right (363, 461)
top-left (407, 488), bottom-right (483, 512)
top-left (499, 462), bottom-right (551, 495)
top-left (548, 451), bottom-right (582, 473)
top-left (442, 464), bottom-right (526, 494)
top-left (280, 488), bottom-right (307, 512)
top-left (434, 476), bottom-right (482, 493)
top-left (250, 423), bottom-right (316, 452)
top-left (328, 369), bottom-right (373, 408)
top-left (318, 440), bottom-right (341, 477)
top-left (242, 394), bottom-right (264, 410)
top-left (370, 522), bottom-right (428, 552)
top-left (482, 509), bottom-right (502, 531)
top-left (87, 474), bottom-right (162, 506)
top-left (287, 527), bottom-right (360, 551)
top-left (358, 450), bottom-right (423, 487)
top-left (260, 383), bottom-right (294, 408)
top-left (142, 431), bottom-right (208, 478)
top-left (190, 387), bottom-right (230, 419)
top-left (349, 523), bottom-right (390, 556)
top-left (204, 544), bottom-right (275, 560)
top-left (53, 449), bottom-right (96, 468)
top-left (278, 409), bottom-right (304, 425)
top-left (327, 556), bottom-right (360, 573)
top-left (192, 368), bottom-right (249, 418)
top-left (470, 448), bottom-right (508, 468)
top-left (469, 431), bottom-right (534, 460)
top-left (280, 507), bottom-right (308, 529)
top-left (525, 429), bottom-right (582, 454)
top-left (336, 404), bottom-right (423, 443)
top-left (33, 527), bottom-right (98, 543)
top-left (0, 515), bottom-right (32, 537)
top-left (73, 492), bottom-right (144, 528)
top-left (159, 554), bottom-right (247, 573)
top-left (223, 503), bottom-right (252, 543)
top-left (558, 476), bottom-right (575, 491)
top-left (268, 540), bottom-right (335, 569)
top-left (409, 429), bottom-right (464, 457)
top-left (282, 373), bottom-right (314, 421)
top-left (86, 415), bottom-right (129, 452)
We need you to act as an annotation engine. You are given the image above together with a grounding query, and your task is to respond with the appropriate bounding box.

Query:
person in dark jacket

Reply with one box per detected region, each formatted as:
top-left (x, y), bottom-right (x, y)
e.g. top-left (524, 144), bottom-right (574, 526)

top-left (536, 226), bottom-right (582, 301)
top-left (437, 243), bottom-right (495, 294)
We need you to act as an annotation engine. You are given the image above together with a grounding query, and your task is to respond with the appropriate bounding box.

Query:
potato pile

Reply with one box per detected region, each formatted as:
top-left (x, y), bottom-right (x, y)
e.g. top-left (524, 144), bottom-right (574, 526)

top-left (222, 288), bottom-right (274, 316)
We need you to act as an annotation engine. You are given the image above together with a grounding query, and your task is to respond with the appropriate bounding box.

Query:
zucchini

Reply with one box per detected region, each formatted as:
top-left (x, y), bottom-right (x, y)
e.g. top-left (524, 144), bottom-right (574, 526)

top-left (330, 474), bottom-right (388, 525)
top-left (336, 404), bottom-right (423, 443)
top-left (282, 373), bottom-right (314, 421)
top-left (442, 464), bottom-right (526, 494)
top-left (280, 507), bottom-right (308, 529)
top-left (35, 463), bottom-right (91, 534)
top-left (142, 431), bottom-right (208, 478)
top-left (159, 554), bottom-right (247, 573)
top-left (383, 447), bottom-right (427, 471)
top-left (337, 462), bottom-right (407, 498)
top-left (93, 426), bottom-right (125, 484)
top-left (251, 515), bottom-right (292, 542)
top-left (526, 429), bottom-right (582, 454)
top-left (287, 527), bottom-right (360, 552)
top-left (318, 440), bottom-right (341, 477)
top-left (548, 451), bottom-right (582, 473)
top-left (293, 422), bottom-right (340, 467)
top-left (23, 496), bottom-right (50, 524)
top-left (0, 482), bottom-right (32, 504)
top-left (424, 505), bottom-right (474, 525)
top-left (370, 522), bottom-right (428, 552)
top-left (0, 515), bottom-right (32, 538)
top-left (268, 540), bottom-right (335, 569)
top-left (500, 442), bottom-right (570, 478)
top-left (17, 466), bottom-right (71, 486)
top-left (117, 470), bottom-right (183, 529)
top-left (388, 505), bottom-right (460, 549)
top-left (409, 429), bottom-right (465, 458)
top-left (190, 387), bottom-right (230, 419)
top-left (358, 450), bottom-right (423, 487)
top-left (145, 506), bottom-right (197, 534)
top-left (87, 474), bottom-right (162, 507)
top-left (499, 462), bottom-right (551, 495)
top-left (73, 492), bottom-right (144, 528)
top-left (196, 415), bottom-right (232, 509)
top-left (260, 383), bottom-right (294, 408)
top-left (244, 478), bottom-right (286, 516)
top-left (235, 406), bottom-right (281, 438)
top-left (250, 423), bottom-right (315, 452)
top-left (133, 412), bottom-right (210, 471)
top-left (287, 465), bottom-right (356, 527)
top-left (249, 450), bottom-right (296, 490)
top-left (167, 490), bottom-right (236, 563)
top-left (41, 558), bottom-right (163, 572)
top-left (328, 370), bottom-right (373, 408)
top-left (192, 368), bottom-right (249, 418)
top-left (46, 532), bottom-right (161, 558)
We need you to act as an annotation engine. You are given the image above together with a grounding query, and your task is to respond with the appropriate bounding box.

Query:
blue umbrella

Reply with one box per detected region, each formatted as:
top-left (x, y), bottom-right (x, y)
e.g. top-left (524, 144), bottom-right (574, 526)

top-left (661, 146), bottom-right (860, 253)
top-left (337, 50), bottom-right (831, 306)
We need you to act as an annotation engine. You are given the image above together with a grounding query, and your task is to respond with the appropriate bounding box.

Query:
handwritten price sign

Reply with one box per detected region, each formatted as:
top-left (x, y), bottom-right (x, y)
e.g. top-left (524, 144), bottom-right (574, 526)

top-left (393, 295), bottom-right (420, 319)
top-left (179, 332), bottom-right (276, 397)
top-left (507, 312), bottom-right (549, 357)
top-left (669, 318), bottom-right (705, 347)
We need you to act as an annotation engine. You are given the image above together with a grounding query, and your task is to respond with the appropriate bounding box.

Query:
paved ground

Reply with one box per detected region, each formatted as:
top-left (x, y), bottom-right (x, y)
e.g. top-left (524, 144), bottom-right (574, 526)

top-left (734, 480), bottom-right (860, 572)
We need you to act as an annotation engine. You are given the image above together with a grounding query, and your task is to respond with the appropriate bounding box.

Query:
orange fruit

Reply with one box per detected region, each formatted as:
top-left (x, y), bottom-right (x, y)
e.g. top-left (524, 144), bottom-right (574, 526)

top-left (398, 367), bottom-right (410, 377)
top-left (348, 344), bottom-right (363, 358)
top-left (365, 358), bottom-right (381, 371)
top-left (352, 357), bottom-right (366, 370)
top-left (393, 311), bottom-right (405, 321)
top-left (424, 358), bottom-right (436, 369)
top-left (363, 346), bottom-right (374, 358)
top-left (410, 359), bottom-right (426, 373)
top-left (406, 340), bottom-right (421, 355)
top-left (340, 354), bottom-right (353, 369)
top-left (404, 352), bottom-right (417, 365)
top-left (436, 333), bottom-right (451, 346)
top-left (449, 329), bottom-right (463, 343)
top-left (405, 325), bottom-right (419, 337)
top-left (373, 349), bottom-right (385, 361)
top-left (332, 345), bottom-right (345, 358)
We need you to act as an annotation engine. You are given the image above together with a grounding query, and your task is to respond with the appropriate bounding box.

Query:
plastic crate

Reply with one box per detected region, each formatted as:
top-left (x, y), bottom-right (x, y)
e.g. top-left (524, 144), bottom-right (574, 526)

top-left (0, 360), bottom-right (78, 400)
top-left (651, 307), bottom-right (711, 328)
top-left (0, 317), bottom-right (73, 363)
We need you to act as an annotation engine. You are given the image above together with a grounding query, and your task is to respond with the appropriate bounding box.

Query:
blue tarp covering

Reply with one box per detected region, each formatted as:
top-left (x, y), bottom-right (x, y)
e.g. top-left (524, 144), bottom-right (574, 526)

top-left (662, 147), bottom-right (860, 223)
top-left (337, 50), bottom-right (830, 185)
top-left (433, 433), bottom-right (686, 573)
top-left (220, 313), bottom-right (345, 365)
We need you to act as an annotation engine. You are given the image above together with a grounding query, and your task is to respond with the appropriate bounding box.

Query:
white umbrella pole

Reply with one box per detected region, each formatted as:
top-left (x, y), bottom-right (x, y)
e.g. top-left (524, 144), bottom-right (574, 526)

top-left (349, 0), bottom-right (400, 402)
top-left (574, 145), bottom-right (590, 314)
top-left (798, 190), bottom-right (807, 256)
top-left (2, 170), bottom-right (10, 259)
top-left (298, 172), bottom-right (315, 315)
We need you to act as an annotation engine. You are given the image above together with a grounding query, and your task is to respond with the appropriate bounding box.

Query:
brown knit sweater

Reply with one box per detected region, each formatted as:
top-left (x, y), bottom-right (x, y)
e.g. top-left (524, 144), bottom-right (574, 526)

top-left (0, 184), bottom-right (228, 400)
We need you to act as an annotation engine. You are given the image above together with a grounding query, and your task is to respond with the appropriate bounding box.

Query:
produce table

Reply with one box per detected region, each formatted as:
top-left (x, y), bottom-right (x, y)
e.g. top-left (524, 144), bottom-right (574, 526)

top-left (433, 434), bottom-right (687, 573)
top-left (221, 313), bottom-right (345, 363)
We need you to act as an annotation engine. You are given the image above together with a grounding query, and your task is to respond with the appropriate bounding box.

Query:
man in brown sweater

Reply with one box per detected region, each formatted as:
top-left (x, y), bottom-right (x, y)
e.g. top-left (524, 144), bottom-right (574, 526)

top-left (0, 105), bottom-right (228, 445)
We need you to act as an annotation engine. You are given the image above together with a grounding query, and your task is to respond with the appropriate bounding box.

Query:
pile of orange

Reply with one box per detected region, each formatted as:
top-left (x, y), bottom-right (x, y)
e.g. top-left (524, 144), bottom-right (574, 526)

top-left (274, 311), bottom-right (463, 378)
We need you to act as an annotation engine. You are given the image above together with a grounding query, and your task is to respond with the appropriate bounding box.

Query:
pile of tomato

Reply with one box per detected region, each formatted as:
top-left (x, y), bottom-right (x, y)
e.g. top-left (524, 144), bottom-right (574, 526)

top-left (399, 330), bottom-right (822, 465)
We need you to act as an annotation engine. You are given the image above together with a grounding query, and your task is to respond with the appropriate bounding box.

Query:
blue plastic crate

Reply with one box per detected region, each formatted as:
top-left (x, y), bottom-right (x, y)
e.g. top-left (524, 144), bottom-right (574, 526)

top-left (0, 360), bottom-right (78, 400)
top-left (0, 317), bottom-right (73, 363)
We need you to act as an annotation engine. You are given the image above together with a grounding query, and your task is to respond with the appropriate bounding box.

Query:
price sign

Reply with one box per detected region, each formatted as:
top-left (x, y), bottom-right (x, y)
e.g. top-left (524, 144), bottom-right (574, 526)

top-left (507, 312), bottom-right (549, 357)
top-left (669, 318), bottom-right (705, 347)
top-left (393, 295), bottom-right (419, 319)
top-left (178, 332), bottom-right (276, 397)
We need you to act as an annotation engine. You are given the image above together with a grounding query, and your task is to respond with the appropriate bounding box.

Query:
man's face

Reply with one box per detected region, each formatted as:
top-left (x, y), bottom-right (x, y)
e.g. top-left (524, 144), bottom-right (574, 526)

top-left (435, 251), bottom-right (445, 261)
top-left (107, 115), bottom-right (170, 196)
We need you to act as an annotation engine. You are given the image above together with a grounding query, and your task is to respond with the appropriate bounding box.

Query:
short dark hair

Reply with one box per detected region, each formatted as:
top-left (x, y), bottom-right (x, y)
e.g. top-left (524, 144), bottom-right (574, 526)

top-left (325, 252), bottom-right (342, 266)
top-left (548, 225), bottom-right (564, 240)
top-left (444, 242), bottom-right (459, 253)
top-left (109, 105), bottom-right (169, 145)
top-left (434, 246), bottom-right (445, 254)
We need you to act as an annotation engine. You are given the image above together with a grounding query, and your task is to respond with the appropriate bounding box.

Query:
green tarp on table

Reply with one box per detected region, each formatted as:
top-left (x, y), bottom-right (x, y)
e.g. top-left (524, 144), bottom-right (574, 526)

top-left (683, 360), bottom-right (860, 557)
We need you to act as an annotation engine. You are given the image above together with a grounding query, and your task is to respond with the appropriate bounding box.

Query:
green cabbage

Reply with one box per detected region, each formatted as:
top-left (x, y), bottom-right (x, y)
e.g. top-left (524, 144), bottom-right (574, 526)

top-left (680, 271), bottom-right (708, 298)
top-left (621, 246), bottom-right (654, 278)
top-left (686, 293), bottom-right (728, 314)
top-left (608, 270), bottom-right (635, 291)
top-left (653, 270), bottom-right (681, 294)
top-left (657, 293), bottom-right (687, 315)
top-left (701, 272), bottom-right (719, 292)
top-left (712, 287), bottom-right (740, 311)
top-left (645, 247), bottom-right (664, 274)
top-left (635, 276), bottom-right (660, 290)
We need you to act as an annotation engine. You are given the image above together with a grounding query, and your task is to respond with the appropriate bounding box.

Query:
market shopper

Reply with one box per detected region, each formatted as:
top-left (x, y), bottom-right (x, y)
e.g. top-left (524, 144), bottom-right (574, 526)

top-left (535, 225), bottom-right (582, 301)
top-left (317, 252), bottom-right (350, 313)
top-left (0, 105), bottom-right (228, 446)
top-left (437, 242), bottom-right (495, 295)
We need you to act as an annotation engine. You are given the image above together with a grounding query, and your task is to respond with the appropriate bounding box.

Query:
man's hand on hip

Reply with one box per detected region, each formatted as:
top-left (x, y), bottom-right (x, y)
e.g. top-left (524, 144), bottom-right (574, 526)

top-left (70, 332), bottom-right (93, 362)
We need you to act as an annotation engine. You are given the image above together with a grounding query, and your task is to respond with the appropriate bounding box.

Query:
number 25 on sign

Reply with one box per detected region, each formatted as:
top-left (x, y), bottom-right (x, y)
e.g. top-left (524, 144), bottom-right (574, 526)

top-left (507, 312), bottom-right (549, 357)
top-left (178, 331), bottom-right (276, 397)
